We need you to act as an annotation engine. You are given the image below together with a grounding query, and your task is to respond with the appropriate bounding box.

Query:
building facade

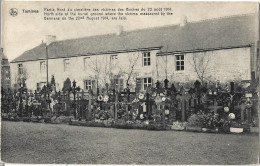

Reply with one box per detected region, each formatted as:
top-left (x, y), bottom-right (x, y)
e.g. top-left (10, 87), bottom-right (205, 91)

top-left (10, 14), bottom-right (259, 92)
top-left (1, 48), bottom-right (11, 89)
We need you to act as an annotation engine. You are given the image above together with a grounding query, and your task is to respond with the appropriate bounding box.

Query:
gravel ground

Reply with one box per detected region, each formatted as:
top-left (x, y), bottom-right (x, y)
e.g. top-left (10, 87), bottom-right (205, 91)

top-left (1, 121), bottom-right (259, 164)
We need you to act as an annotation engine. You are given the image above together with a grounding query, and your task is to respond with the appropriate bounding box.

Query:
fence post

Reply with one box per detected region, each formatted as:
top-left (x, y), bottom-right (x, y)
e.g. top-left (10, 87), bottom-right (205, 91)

top-left (162, 105), bottom-right (166, 128)
top-left (115, 92), bottom-right (118, 120)
top-left (240, 102), bottom-right (245, 122)
top-left (181, 100), bottom-right (185, 122)
top-left (88, 93), bottom-right (92, 121)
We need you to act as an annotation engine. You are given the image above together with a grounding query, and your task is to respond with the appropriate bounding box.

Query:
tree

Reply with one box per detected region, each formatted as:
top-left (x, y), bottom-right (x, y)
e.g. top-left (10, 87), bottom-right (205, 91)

top-left (125, 52), bottom-right (140, 86)
top-left (183, 22), bottom-right (213, 85)
top-left (156, 45), bottom-right (169, 80)
top-left (62, 78), bottom-right (71, 92)
top-left (88, 56), bottom-right (102, 94)
top-left (191, 52), bottom-right (211, 85)
top-left (120, 35), bottom-right (141, 90)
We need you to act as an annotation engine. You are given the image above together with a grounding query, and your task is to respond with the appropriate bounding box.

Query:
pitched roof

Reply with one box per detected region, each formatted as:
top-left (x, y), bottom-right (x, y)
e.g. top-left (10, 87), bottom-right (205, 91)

top-left (12, 13), bottom-right (258, 63)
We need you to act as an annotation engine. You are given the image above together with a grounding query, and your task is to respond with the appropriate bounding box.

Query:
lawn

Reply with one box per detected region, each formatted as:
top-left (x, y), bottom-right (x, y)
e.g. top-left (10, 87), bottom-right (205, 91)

top-left (1, 121), bottom-right (259, 164)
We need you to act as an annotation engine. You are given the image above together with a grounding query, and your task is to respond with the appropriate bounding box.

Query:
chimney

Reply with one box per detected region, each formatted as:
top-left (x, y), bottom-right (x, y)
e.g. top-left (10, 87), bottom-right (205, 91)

top-left (179, 15), bottom-right (188, 27)
top-left (116, 25), bottom-right (123, 36)
top-left (44, 35), bottom-right (56, 46)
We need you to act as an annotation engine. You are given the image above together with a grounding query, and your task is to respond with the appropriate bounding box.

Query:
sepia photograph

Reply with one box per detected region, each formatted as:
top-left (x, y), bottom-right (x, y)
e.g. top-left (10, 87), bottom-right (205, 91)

top-left (1, 1), bottom-right (259, 165)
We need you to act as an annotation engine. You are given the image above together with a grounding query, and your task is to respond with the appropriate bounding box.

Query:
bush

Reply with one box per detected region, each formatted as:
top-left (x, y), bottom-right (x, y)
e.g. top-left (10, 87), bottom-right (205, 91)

top-left (201, 112), bottom-right (220, 129)
top-left (187, 113), bottom-right (204, 127)
top-left (230, 121), bottom-right (243, 128)
top-left (85, 121), bottom-right (106, 127)
top-left (187, 111), bottom-right (220, 129)
top-left (218, 118), bottom-right (231, 133)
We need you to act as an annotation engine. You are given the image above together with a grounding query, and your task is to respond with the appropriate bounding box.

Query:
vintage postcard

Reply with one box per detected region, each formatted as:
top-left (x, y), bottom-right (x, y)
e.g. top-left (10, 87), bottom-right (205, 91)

top-left (1, 1), bottom-right (259, 165)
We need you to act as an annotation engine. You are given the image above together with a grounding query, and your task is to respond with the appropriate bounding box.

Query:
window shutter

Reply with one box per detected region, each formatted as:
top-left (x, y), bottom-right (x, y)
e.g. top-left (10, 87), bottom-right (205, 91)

top-left (37, 83), bottom-right (40, 92)
top-left (136, 78), bottom-right (142, 93)
top-left (83, 80), bottom-right (86, 91)
top-left (142, 53), bottom-right (144, 67)
top-left (120, 79), bottom-right (124, 91)
top-left (111, 79), bottom-right (115, 89)
top-left (92, 80), bottom-right (96, 95)
top-left (150, 78), bottom-right (153, 88)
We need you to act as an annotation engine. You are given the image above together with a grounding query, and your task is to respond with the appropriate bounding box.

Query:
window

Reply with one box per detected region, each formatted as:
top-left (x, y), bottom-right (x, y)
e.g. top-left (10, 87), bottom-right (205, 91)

top-left (84, 80), bottom-right (95, 91)
top-left (18, 64), bottom-right (23, 75)
top-left (64, 59), bottom-right (70, 72)
top-left (36, 82), bottom-right (46, 92)
top-left (143, 77), bottom-right (152, 90)
top-left (84, 57), bottom-right (90, 70)
top-left (110, 55), bottom-right (118, 65)
top-left (112, 78), bottom-right (124, 91)
top-left (40, 61), bottom-right (46, 73)
top-left (143, 52), bottom-right (151, 66)
top-left (176, 55), bottom-right (184, 71)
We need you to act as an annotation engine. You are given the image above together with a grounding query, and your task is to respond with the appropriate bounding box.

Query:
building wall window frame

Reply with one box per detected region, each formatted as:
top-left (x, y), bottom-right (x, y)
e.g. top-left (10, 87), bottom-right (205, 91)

top-left (111, 78), bottom-right (124, 91)
top-left (143, 77), bottom-right (152, 90)
top-left (64, 59), bottom-right (70, 72)
top-left (40, 61), bottom-right (46, 73)
top-left (110, 55), bottom-right (118, 65)
top-left (18, 63), bottom-right (23, 75)
top-left (176, 54), bottom-right (184, 71)
top-left (84, 57), bottom-right (91, 71)
top-left (142, 52), bottom-right (151, 66)
top-left (84, 80), bottom-right (95, 91)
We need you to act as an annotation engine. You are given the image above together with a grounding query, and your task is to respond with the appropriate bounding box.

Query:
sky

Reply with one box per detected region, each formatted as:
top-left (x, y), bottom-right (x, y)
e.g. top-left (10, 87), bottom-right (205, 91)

top-left (1, 1), bottom-right (258, 61)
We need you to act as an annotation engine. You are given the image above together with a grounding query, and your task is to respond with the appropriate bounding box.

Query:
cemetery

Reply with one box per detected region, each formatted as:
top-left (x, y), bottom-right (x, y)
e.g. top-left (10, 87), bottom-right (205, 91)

top-left (1, 75), bottom-right (259, 134)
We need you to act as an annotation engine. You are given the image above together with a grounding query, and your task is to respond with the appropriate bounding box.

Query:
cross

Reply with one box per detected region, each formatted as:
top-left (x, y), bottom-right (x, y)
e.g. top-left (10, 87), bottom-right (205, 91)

top-left (155, 80), bottom-right (161, 89)
top-left (168, 83), bottom-right (177, 97)
top-left (164, 79), bottom-right (169, 89)
top-left (70, 80), bottom-right (81, 102)
top-left (120, 84), bottom-right (135, 103)
top-left (51, 84), bottom-right (56, 92)
top-left (105, 83), bottom-right (109, 94)
top-left (70, 80), bottom-right (80, 119)
top-left (154, 80), bottom-right (164, 95)
top-left (240, 97), bottom-right (253, 122)
top-left (138, 93), bottom-right (154, 119)
top-left (176, 87), bottom-right (191, 122)
top-left (120, 84), bottom-right (136, 120)
top-left (18, 81), bottom-right (27, 117)
top-left (208, 99), bottom-right (223, 113)
top-left (221, 82), bottom-right (243, 112)
top-left (155, 95), bottom-right (169, 128)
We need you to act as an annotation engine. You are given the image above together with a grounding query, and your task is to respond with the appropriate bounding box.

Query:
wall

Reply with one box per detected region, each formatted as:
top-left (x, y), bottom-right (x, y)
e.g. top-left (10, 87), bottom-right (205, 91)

top-left (10, 49), bottom-right (159, 91)
top-left (10, 47), bottom-right (251, 91)
top-left (156, 47), bottom-right (251, 84)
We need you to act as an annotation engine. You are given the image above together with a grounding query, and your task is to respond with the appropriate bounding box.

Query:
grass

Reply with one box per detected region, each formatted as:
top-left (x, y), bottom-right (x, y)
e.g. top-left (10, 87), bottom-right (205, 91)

top-left (1, 121), bottom-right (259, 164)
